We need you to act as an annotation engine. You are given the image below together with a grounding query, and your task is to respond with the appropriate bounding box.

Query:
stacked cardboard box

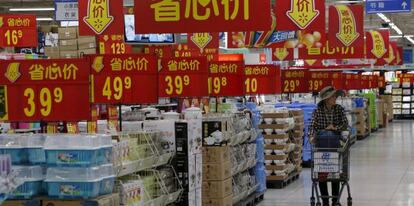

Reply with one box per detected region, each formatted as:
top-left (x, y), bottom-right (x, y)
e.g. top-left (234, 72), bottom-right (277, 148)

top-left (290, 109), bottom-right (304, 172)
top-left (354, 107), bottom-right (369, 137)
top-left (202, 146), bottom-right (233, 206)
top-left (377, 99), bottom-right (388, 128)
top-left (78, 36), bottom-right (97, 56)
top-left (379, 95), bottom-right (393, 122)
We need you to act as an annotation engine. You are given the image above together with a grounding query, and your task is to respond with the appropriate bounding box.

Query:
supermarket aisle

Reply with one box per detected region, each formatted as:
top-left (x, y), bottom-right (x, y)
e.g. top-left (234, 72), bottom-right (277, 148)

top-left (259, 121), bottom-right (414, 206)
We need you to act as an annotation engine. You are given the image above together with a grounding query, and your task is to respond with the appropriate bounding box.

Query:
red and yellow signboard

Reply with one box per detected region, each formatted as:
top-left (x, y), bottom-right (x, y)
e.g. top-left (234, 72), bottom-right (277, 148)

top-left (378, 76), bottom-right (386, 88)
top-left (344, 73), bottom-right (361, 90)
top-left (281, 69), bottom-right (309, 93)
top-left (398, 74), bottom-right (414, 84)
top-left (90, 54), bottom-right (158, 104)
top-left (308, 71), bottom-right (334, 92)
top-left (78, 0), bottom-right (124, 35)
top-left (244, 65), bottom-right (281, 95)
top-left (187, 33), bottom-right (219, 61)
top-left (134, 0), bottom-right (272, 33)
top-left (98, 35), bottom-right (132, 55)
top-left (159, 57), bottom-right (209, 97)
top-left (208, 61), bottom-right (244, 96)
top-left (332, 72), bottom-right (344, 90)
top-left (275, 0), bottom-right (325, 32)
top-left (0, 59), bottom-right (90, 122)
top-left (299, 37), bottom-right (365, 59)
top-left (396, 46), bottom-right (403, 66)
top-left (366, 30), bottom-right (389, 62)
top-left (0, 14), bottom-right (37, 47)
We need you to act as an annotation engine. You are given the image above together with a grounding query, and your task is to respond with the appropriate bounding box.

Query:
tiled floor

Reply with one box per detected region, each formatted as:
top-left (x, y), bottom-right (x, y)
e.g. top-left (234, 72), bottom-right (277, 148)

top-left (258, 121), bottom-right (414, 206)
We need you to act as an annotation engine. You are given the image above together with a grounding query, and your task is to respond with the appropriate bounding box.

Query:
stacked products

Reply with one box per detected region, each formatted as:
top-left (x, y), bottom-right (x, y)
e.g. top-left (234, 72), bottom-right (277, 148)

top-left (353, 98), bottom-right (371, 138)
top-left (392, 81), bottom-right (414, 118)
top-left (290, 109), bottom-right (305, 173)
top-left (379, 95), bottom-right (393, 122)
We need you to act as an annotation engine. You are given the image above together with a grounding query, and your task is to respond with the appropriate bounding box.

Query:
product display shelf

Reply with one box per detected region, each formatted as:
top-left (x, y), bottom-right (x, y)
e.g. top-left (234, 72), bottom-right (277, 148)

top-left (392, 81), bottom-right (414, 119)
top-left (115, 132), bottom-right (174, 177)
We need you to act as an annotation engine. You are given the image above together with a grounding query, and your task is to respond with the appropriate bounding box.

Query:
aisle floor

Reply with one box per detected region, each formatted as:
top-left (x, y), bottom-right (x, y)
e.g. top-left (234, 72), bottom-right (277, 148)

top-left (258, 120), bottom-right (414, 206)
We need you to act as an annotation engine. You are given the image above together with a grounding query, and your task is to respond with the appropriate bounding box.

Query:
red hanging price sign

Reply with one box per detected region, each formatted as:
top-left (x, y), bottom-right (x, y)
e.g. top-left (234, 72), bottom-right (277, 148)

top-left (90, 54), bottom-right (158, 104)
top-left (159, 57), bottom-right (209, 97)
top-left (344, 73), bottom-right (361, 90)
top-left (98, 35), bottom-right (132, 54)
top-left (281, 69), bottom-right (309, 93)
top-left (0, 14), bottom-right (37, 47)
top-left (244, 65), bottom-right (281, 95)
top-left (368, 75), bottom-right (378, 89)
top-left (332, 72), bottom-right (344, 90)
top-left (360, 75), bottom-right (370, 89)
top-left (0, 59), bottom-right (90, 122)
top-left (308, 71), bottom-right (333, 92)
top-left (208, 61), bottom-right (244, 97)
top-left (378, 76), bottom-right (386, 88)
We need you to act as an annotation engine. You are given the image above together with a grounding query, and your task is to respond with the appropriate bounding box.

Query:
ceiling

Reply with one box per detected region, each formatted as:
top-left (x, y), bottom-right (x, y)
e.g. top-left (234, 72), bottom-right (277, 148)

top-left (0, 0), bottom-right (413, 46)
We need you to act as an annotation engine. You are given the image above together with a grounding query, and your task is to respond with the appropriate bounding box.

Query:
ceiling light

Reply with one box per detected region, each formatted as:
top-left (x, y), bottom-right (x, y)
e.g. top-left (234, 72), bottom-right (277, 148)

top-left (390, 35), bottom-right (414, 38)
top-left (406, 36), bottom-right (414, 45)
top-left (9, 8), bottom-right (55, 12)
top-left (377, 13), bottom-right (391, 23)
top-left (36, 17), bottom-right (53, 21)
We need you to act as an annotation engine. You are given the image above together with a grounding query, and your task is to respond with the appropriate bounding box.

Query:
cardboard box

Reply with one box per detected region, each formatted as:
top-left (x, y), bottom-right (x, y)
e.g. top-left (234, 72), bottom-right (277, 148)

top-left (3, 200), bottom-right (41, 206)
top-left (42, 193), bottom-right (120, 206)
top-left (59, 45), bottom-right (78, 51)
top-left (78, 36), bottom-right (97, 49)
top-left (202, 178), bottom-right (232, 199)
top-left (202, 194), bottom-right (233, 206)
top-left (58, 27), bottom-right (78, 40)
top-left (78, 48), bottom-right (97, 56)
top-left (203, 161), bottom-right (231, 181)
top-left (202, 146), bottom-right (230, 163)
top-left (59, 39), bottom-right (78, 46)
top-left (267, 174), bottom-right (288, 181)
top-left (60, 50), bottom-right (78, 58)
top-left (44, 47), bottom-right (60, 59)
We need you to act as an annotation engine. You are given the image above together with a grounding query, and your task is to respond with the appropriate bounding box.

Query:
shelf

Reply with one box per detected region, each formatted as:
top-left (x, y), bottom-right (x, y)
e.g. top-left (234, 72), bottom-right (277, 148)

top-left (117, 152), bottom-right (174, 177)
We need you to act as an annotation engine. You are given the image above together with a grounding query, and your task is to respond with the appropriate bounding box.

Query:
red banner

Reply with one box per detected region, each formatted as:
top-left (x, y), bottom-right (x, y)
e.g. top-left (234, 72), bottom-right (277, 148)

top-left (134, 0), bottom-right (271, 33)
top-left (275, 0), bottom-right (325, 32)
top-left (144, 45), bottom-right (174, 59)
top-left (344, 73), bottom-right (361, 90)
top-left (332, 72), bottom-right (344, 90)
top-left (272, 48), bottom-right (295, 61)
top-left (0, 14), bottom-right (37, 47)
top-left (187, 33), bottom-right (219, 61)
top-left (328, 4), bottom-right (364, 48)
top-left (0, 59), bottom-right (90, 122)
top-left (208, 61), bottom-right (244, 96)
top-left (366, 30), bottom-right (390, 62)
top-left (360, 75), bottom-right (370, 89)
top-left (78, 0), bottom-right (125, 35)
top-left (308, 71), bottom-right (334, 92)
top-left (98, 35), bottom-right (132, 55)
top-left (90, 54), bottom-right (158, 104)
top-left (159, 57), bottom-right (209, 97)
top-left (378, 76), bottom-right (386, 88)
top-left (368, 75), bottom-right (378, 88)
top-left (244, 65), bottom-right (281, 95)
top-left (281, 69), bottom-right (309, 93)
top-left (299, 37), bottom-right (365, 59)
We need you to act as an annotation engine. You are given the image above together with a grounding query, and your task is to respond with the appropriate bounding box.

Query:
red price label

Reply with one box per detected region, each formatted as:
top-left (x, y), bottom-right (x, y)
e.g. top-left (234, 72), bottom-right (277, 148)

top-left (344, 74), bottom-right (361, 90)
top-left (308, 71), bottom-right (333, 92)
top-left (0, 14), bottom-right (37, 47)
top-left (208, 61), bottom-right (244, 96)
top-left (244, 65), bottom-right (281, 95)
top-left (361, 75), bottom-right (370, 89)
top-left (281, 69), bottom-right (308, 93)
top-left (159, 57), bottom-right (209, 97)
top-left (378, 76), bottom-right (385, 88)
top-left (98, 35), bottom-right (132, 54)
top-left (0, 59), bottom-right (90, 122)
top-left (332, 72), bottom-right (344, 90)
top-left (90, 54), bottom-right (158, 104)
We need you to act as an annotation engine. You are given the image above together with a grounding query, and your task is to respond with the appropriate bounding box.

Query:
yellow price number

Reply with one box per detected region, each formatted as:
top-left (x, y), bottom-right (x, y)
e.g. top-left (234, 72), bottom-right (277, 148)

top-left (245, 78), bottom-right (258, 93)
top-left (24, 87), bottom-right (63, 117)
top-left (110, 43), bottom-right (126, 54)
top-left (284, 80), bottom-right (300, 93)
top-left (208, 77), bottom-right (228, 95)
top-left (4, 30), bottom-right (23, 46)
top-left (164, 75), bottom-right (190, 95)
top-left (103, 76), bottom-right (132, 100)
top-left (309, 80), bottom-right (323, 91)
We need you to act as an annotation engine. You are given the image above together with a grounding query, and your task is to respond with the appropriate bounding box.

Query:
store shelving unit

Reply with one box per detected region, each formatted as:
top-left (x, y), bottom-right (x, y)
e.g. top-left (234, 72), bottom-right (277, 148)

top-left (392, 82), bottom-right (414, 119)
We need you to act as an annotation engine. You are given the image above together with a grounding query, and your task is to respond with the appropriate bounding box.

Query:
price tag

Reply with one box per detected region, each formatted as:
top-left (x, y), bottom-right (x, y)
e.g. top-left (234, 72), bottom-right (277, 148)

top-left (344, 73), bottom-right (361, 90)
top-left (244, 65), bottom-right (281, 95)
top-left (398, 74), bottom-right (414, 84)
top-left (361, 75), bottom-right (370, 89)
top-left (98, 35), bottom-right (132, 54)
top-left (159, 57), bottom-right (209, 97)
top-left (308, 71), bottom-right (332, 92)
top-left (208, 61), bottom-right (244, 96)
top-left (281, 69), bottom-right (308, 93)
top-left (332, 72), bottom-right (344, 90)
top-left (90, 54), bottom-right (158, 104)
top-left (368, 75), bottom-right (378, 88)
top-left (0, 14), bottom-right (37, 47)
top-left (378, 76), bottom-right (386, 88)
top-left (0, 59), bottom-right (90, 122)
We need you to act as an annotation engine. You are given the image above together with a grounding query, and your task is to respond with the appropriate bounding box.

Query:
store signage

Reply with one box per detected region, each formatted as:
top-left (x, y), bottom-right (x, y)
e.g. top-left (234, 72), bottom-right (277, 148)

top-left (398, 74), bottom-right (414, 84)
top-left (281, 69), bottom-right (309, 93)
top-left (366, 30), bottom-right (390, 63)
top-left (366, 0), bottom-right (411, 14)
top-left (378, 76), bottom-right (386, 88)
top-left (55, 0), bottom-right (78, 21)
top-left (369, 75), bottom-right (378, 88)
top-left (344, 73), bottom-right (361, 90)
top-left (78, 0), bottom-right (124, 35)
top-left (299, 38), bottom-right (365, 59)
top-left (275, 0), bottom-right (325, 32)
top-left (98, 35), bottom-right (132, 55)
top-left (144, 45), bottom-right (174, 59)
top-left (90, 54), bottom-right (158, 104)
top-left (159, 57), bottom-right (209, 97)
top-left (0, 59), bottom-right (90, 122)
top-left (208, 61), bottom-right (244, 96)
top-left (332, 72), bottom-right (344, 90)
top-left (308, 71), bottom-right (334, 92)
top-left (360, 75), bottom-right (370, 89)
top-left (244, 65), bottom-right (281, 95)
top-left (134, 0), bottom-right (271, 33)
top-left (267, 31), bottom-right (297, 45)
top-left (272, 48), bottom-right (294, 61)
top-left (0, 14), bottom-right (37, 47)
top-left (187, 33), bottom-right (219, 61)
top-left (328, 5), bottom-right (364, 48)
top-left (386, 41), bottom-right (398, 65)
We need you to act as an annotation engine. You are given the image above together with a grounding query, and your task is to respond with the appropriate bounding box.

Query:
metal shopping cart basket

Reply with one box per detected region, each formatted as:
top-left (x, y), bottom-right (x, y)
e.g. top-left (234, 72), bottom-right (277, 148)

top-left (310, 130), bottom-right (352, 206)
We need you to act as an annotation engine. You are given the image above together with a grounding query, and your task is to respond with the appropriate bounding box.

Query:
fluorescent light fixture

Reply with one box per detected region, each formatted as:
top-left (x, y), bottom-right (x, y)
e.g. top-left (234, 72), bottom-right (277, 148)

top-left (9, 7), bottom-right (55, 11)
top-left (406, 36), bottom-right (414, 45)
top-left (36, 17), bottom-right (53, 21)
top-left (390, 35), bottom-right (414, 38)
top-left (377, 13), bottom-right (391, 23)
top-left (389, 23), bottom-right (403, 35)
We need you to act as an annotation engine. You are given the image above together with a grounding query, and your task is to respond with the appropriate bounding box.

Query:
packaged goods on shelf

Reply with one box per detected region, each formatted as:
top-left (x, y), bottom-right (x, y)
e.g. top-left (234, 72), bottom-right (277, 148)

top-left (8, 166), bottom-right (43, 200)
top-left (77, 36), bottom-right (97, 50)
top-left (0, 135), bottom-right (45, 165)
top-left (41, 193), bottom-right (120, 206)
top-left (58, 27), bottom-right (78, 40)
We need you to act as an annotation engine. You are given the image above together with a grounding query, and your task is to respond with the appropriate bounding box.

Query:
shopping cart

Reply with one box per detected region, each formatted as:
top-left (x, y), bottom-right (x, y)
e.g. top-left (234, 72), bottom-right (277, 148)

top-left (310, 130), bottom-right (352, 206)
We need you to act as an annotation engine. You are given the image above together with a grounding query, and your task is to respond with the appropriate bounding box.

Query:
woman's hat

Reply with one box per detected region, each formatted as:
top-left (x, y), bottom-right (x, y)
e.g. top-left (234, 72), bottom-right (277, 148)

top-left (319, 86), bottom-right (344, 101)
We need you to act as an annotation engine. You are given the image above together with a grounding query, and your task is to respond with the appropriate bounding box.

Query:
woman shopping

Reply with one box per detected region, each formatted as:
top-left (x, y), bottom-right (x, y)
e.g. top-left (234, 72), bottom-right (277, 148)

top-left (308, 86), bottom-right (349, 206)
